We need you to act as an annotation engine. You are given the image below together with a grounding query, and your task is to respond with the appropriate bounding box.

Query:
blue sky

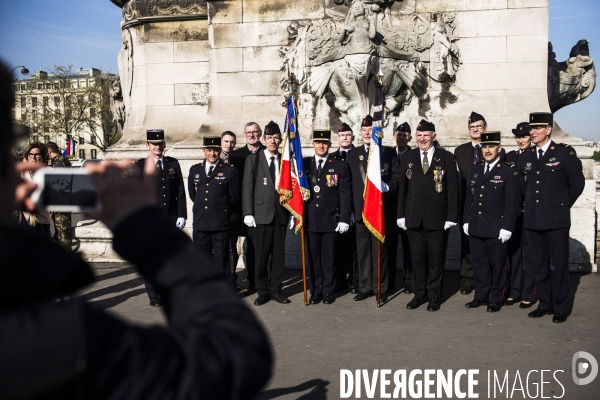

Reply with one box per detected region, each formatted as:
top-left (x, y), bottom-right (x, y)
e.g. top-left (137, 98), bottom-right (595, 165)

top-left (0, 0), bottom-right (599, 139)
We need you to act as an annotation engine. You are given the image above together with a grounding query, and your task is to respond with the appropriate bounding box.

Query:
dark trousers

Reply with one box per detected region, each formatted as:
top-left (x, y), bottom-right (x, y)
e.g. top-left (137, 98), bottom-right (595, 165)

top-left (525, 228), bottom-right (571, 315)
top-left (407, 225), bottom-right (447, 302)
top-left (335, 224), bottom-right (358, 287)
top-left (399, 227), bottom-right (413, 285)
top-left (193, 229), bottom-right (234, 284)
top-left (356, 221), bottom-right (388, 294)
top-left (459, 229), bottom-right (474, 288)
top-left (386, 222), bottom-right (399, 291)
top-left (469, 234), bottom-right (509, 304)
top-left (507, 213), bottom-right (536, 302)
top-left (306, 231), bottom-right (337, 296)
top-left (250, 218), bottom-right (286, 296)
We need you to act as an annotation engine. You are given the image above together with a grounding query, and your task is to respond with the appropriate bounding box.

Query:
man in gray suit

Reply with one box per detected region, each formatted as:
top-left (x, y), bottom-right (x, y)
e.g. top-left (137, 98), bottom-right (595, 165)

top-left (242, 121), bottom-right (291, 306)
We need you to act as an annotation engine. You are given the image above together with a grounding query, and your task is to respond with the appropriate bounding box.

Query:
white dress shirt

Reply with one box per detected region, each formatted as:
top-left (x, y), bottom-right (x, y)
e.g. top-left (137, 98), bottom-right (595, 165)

top-left (484, 157), bottom-right (500, 174)
top-left (314, 154), bottom-right (329, 171)
top-left (537, 140), bottom-right (552, 159)
top-left (263, 149), bottom-right (280, 187)
top-left (420, 146), bottom-right (435, 168)
top-left (204, 161), bottom-right (216, 176)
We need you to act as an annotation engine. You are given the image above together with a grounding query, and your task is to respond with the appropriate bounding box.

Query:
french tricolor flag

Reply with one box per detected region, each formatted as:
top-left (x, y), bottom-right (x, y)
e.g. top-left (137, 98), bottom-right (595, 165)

top-left (62, 139), bottom-right (77, 157)
top-left (362, 87), bottom-right (385, 243)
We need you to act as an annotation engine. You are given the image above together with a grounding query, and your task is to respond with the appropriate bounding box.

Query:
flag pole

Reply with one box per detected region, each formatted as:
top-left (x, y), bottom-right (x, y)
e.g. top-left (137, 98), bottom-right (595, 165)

top-left (377, 240), bottom-right (381, 308)
top-left (301, 226), bottom-right (308, 305)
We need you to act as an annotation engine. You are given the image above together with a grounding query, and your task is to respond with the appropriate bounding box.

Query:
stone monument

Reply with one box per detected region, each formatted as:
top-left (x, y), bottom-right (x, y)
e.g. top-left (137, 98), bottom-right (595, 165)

top-left (78, 0), bottom-right (597, 273)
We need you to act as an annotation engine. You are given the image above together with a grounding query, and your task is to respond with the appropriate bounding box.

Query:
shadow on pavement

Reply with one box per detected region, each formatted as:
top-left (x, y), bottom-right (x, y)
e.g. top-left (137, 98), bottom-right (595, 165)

top-left (81, 277), bottom-right (144, 301)
top-left (93, 266), bottom-right (138, 283)
top-left (88, 288), bottom-right (147, 310)
top-left (257, 379), bottom-right (330, 400)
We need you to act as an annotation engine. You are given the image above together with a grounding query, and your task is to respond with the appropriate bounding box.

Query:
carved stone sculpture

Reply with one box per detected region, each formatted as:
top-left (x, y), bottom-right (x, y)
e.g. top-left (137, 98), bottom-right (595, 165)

top-left (548, 40), bottom-right (596, 113)
top-left (281, 0), bottom-right (462, 132)
top-left (109, 76), bottom-right (126, 135)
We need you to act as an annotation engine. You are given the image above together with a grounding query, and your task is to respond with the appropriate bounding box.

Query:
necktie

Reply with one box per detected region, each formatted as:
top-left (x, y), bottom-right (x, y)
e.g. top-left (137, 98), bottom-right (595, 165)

top-left (208, 165), bottom-right (214, 177)
top-left (341, 150), bottom-right (347, 160)
top-left (485, 164), bottom-right (490, 175)
top-left (422, 151), bottom-right (429, 174)
top-left (317, 159), bottom-right (323, 176)
top-left (538, 149), bottom-right (543, 160)
top-left (474, 145), bottom-right (481, 164)
top-left (269, 156), bottom-right (276, 183)
top-left (156, 160), bottom-right (163, 174)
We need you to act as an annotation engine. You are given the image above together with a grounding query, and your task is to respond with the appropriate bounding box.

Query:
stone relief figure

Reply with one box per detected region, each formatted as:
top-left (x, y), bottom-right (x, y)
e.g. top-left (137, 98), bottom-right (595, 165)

top-left (110, 77), bottom-right (126, 134)
top-left (280, 2), bottom-right (462, 131)
top-left (119, 29), bottom-right (134, 113)
top-left (548, 40), bottom-right (596, 113)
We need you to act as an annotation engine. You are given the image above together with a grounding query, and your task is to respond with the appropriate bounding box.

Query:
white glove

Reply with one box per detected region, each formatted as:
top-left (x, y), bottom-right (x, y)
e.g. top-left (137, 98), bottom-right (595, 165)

top-left (499, 229), bottom-right (512, 243)
top-left (381, 182), bottom-right (389, 193)
top-left (463, 223), bottom-right (469, 236)
top-left (396, 218), bottom-right (407, 231)
top-left (287, 216), bottom-right (295, 230)
top-left (176, 218), bottom-right (186, 229)
top-left (335, 222), bottom-right (350, 234)
top-left (444, 221), bottom-right (457, 230)
top-left (350, 211), bottom-right (355, 225)
top-left (244, 215), bottom-right (256, 228)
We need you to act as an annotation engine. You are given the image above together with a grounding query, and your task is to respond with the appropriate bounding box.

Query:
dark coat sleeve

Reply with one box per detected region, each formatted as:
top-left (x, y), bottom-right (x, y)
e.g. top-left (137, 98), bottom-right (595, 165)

top-left (384, 149), bottom-right (401, 194)
top-left (175, 160), bottom-right (187, 219)
top-left (229, 166), bottom-right (241, 209)
top-left (242, 154), bottom-right (256, 217)
top-left (502, 167), bottom-right (521, 233)
top-left (339, 162), bottom-right (352, 224)
top-left (188, 165), bottom-right (197, 202)
top-left (396, 155), bottom-right (408, 220)
top-left (566, 147), bottom-right (585, 207)
top-left (446, 152), bottom-right (460, 223)
top-left (463, 166), bottom-right (475, 224)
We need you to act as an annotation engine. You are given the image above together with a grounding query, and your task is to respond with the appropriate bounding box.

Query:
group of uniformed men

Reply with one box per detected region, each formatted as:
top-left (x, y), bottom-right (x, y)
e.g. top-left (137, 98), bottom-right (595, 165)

top-left (136, 110), bottom-right (584, 323)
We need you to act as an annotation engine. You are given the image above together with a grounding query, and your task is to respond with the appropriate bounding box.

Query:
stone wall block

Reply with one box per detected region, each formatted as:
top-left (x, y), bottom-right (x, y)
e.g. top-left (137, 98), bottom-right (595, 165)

top-left (507, 35), bottom-right (548, 62)
top-left (243, 0), bottom-right (324, 23)
top-left (142, 20), bottom-right (209, 43)
top-left (174, 41), bottom-right (211, 62)
top-left (458, 36), bottom-right (507, 64)
top-left (416, 0), bottom-right (507, 12)
top-left (209, 71), bottom-right (281, 97)
top-left (504, 88), bottom-right (552, 115)
top-left (208, 0), bottom-right (243, 24)
top-left (573, 181), bottom-right (596, 209)
top-left (570, 208), bottom-right (596, 266)
top-left (210, 48), bottom-right (243, 73)
top-left (453, 8), bottom-right (547, 38)
top-left (146, 62), bottom-right (209, 85)
top-left (212, 21), bottom-right (291, 48)
top-left (205, 96), bottom-right (244, 121)
top-left (146, 85), bottom-right (175, 106)
top-left (456, 62), bottom-right (546, 91)
top-left (144, 42), bottom-right (174, 64)
top-left (242, 96), bottom-right (285, 121)
top-left (243, 46), bottom-right (284, 71)
top-left (508, 0), bottom-right (548, 9)
top-left (175, 83), bottom-right (210, 106)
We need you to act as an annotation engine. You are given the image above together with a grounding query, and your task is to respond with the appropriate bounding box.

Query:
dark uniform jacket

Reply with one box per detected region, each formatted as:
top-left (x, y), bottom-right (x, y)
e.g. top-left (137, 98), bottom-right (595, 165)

top-left (346, 145), bottom-right (401, 222)
top-left (49, 154), bottom-right (72, 168)
top-left (242, 151), bottom-right (289, 225)
top-left (517, 141), bottom-right (585, 230)
top-left (463, 160), bottom-right (521, 238)
top-left (303, 155), bottom-right (352, 232)
top-left (0, 208), bottom-right (271, 399)
top-left (505, 148), bottom-right (532, 212)
top-left (397, 147), bottom-right (459, 230)
top-left (230, 144), bottom-right (265, 233)
top-left (188, 161), bottom-right (240, 232)
top-left (331, 145), bottom-right (356, 162)
top-left (136, 156), bottom-right (187, 223)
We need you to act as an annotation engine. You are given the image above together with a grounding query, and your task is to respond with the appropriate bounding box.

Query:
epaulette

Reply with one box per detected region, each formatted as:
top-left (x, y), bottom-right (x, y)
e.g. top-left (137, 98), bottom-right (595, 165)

top-left (558, 143), bottom-right (571, 147)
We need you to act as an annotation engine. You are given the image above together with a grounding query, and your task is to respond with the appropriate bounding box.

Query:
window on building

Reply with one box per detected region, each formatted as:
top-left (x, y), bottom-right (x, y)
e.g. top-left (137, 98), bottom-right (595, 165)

top-left (20, 84), bottom-right (26, 91)
top-left (71, 81), bottom-right (78, 88)
top-left (20, 98), bottom-right (26, 107)
top-left (66, 96), bottom-right (72, 105)
top-left (44, 127), bottom-right (50, 133)
top-left (90, 108), bottom-right (96, 118)
top-left (79, 149), bottom-right (85, 159)
top-left (32, 110), bottom-right (38, 118)
top-left (37, 83), bottom-right (43, 90)
top-left (77, 95), bottom-right (83, 105)
top-left (55, 109), bottom-right (61, 118)
top-left (90, 149), bottom-right (97, 159)
top-left (43, 97), bottom-right (49, 106)
top-left (44, 109), bottom-right (49, 117)
top-left (45, 83), bottom-right (52, 89)
top-left (32, 97), bottom-right (37, 107)
top-left (44, 135), bottom-right (50, 143)
top-left (90, 135), bottom-right (97, 145)
top-left (21, 110), bottom-right (26, 117)
top-left (79, 80), bottom-right (86, 88)
top-left (12, 84), bottom-right (17, 92)
top-left (88, 80), bottom-right (95, 87)
top-left (54, 97), bottom-right (60, 107)
top-left (54, 82), bottom-right (60, 90)
top-left (79, 136), bottom-right (85, 145)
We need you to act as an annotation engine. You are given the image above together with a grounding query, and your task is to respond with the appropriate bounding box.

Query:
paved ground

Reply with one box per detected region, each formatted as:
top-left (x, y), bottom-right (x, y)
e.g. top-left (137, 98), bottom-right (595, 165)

top-left (81, 264), bottom-right (600, 399)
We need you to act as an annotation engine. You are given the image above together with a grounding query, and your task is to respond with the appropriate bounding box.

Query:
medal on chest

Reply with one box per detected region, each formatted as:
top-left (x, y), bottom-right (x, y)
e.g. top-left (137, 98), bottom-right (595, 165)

top-left (433, 168), bottom-right (445, 193)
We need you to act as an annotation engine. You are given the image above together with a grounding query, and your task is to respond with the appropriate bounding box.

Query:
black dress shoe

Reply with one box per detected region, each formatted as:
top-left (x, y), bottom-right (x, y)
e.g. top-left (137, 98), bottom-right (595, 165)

top-left (323, 294), bottom-right (335, 304)
top-left (379, 293), bottom-right (388, 303)
top-left (246, 285), bottom-right (256, 295)
top-left (350, 285), bottom-right (359, 294)
top-left (460, 286), bottom-right (473, 295)
top-left (353, 292), bottom-right (370, 301)
top-left (272, 292), bottom-right (291, 304)
top-left (504, 298), bottom-right (520, 306)
top-left (528, 308), bottom-right (553, 318)
top-left (552, 313), bottom-right (568, 323)
top-left (406, 297), bottom-right (424, 310)
top-left (253, 295), bottom-right (270, 306)
top-left (519, 301), bottom-right (534, 309)
top-left (149, 297), bottom-right (162, 307)
top-left (465, 299), bottom-right (489, 309)
top-left (427, 299), bottom-right (440, 312)
top-left (487, 303), bottom-right (502, 313)
top-left (403, 284), bottom-right (413, 294)
top-left (309, 294), bottom-right (322, 305)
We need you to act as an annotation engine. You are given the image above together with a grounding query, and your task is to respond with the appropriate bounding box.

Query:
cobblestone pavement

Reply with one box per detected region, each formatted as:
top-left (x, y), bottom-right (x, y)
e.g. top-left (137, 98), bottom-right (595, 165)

top-left (81, 264), bottom-right (600, 399)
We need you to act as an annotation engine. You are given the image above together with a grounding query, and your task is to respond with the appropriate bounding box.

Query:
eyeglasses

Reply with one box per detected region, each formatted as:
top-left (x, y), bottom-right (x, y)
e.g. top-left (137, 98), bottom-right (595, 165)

top-left (469, 125), bottom-right (485, 131)
top-left (28, 152), bottom-right (41, 158)
top-left (245, 130), bottom-right (260, 135)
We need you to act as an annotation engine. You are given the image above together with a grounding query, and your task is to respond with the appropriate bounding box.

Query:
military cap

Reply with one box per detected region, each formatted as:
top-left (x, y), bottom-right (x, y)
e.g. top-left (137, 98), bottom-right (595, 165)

top-left (264, 121), bottom-right (281, 136)
top-left (203, 136), bottom-right (221, 148)
top-left (395, 122), bottom-right (411, 134)
top-left (361, 115), bottom-right (373, 127)
top-left (338, 122), bottom-right (353, 133)
top-left (417, 119), bottom-right (435, 132)
top-left (312, 130), bottom-right (331, 142)
top-left (480, 131), bottom-right (501, 145)
top-left (147, 129), bottom-right (165, 143)
top-left (529, 112), bottom-right (553, 127)
top-left (468, 111), bottom-right (486, 125)
top-left (512, 122), bottom-right (530, 136)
